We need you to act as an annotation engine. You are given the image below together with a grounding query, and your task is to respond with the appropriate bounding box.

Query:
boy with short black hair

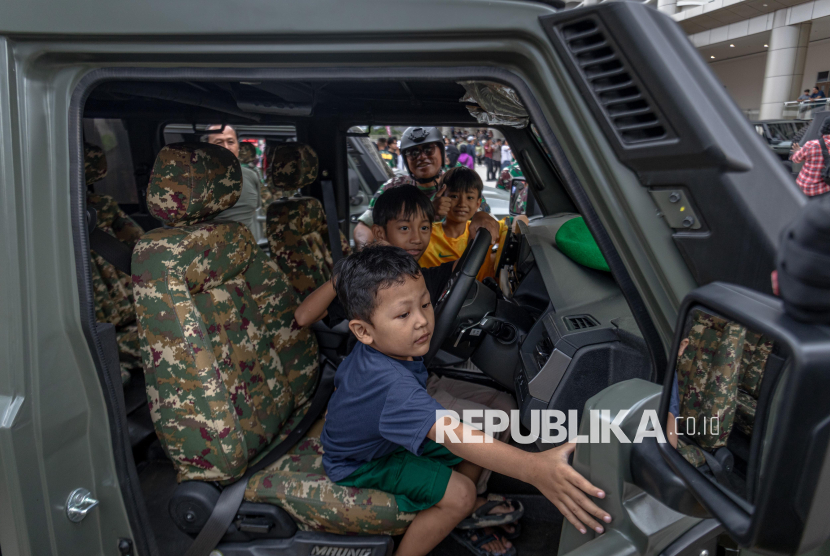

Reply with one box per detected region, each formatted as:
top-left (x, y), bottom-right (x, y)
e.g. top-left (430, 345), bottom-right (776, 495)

top-left (294, 186), bottom-right (454, 328)
top-left (295, 186), bottom-right (525, 550)
top-left (322, 245), bottom-right (611, 556)
top-left (419, 166), bottom-right (521, 282)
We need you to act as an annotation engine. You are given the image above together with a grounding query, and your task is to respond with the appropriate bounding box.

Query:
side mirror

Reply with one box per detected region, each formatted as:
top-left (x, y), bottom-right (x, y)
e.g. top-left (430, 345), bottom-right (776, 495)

top-left (509, 178), bottom-right (528, 216)
top-left (654, 282), bottom-right (830, 555)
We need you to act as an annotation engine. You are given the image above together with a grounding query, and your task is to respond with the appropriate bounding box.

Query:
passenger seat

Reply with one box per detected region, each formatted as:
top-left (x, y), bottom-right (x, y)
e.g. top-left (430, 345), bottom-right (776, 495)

top-left (265, 142), bottom-right (351, 298)
top-left (85, 142), bottom-right (144, 385)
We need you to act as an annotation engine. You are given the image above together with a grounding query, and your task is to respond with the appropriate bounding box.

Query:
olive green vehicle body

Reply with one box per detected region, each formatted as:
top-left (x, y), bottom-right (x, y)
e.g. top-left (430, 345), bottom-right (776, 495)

top-left (0, 0), bottom-right (814, 555)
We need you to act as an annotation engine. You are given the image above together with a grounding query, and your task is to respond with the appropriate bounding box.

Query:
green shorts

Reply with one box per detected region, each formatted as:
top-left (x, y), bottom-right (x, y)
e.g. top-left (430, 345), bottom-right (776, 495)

top-left (336, 441), bottom-right (463, 513)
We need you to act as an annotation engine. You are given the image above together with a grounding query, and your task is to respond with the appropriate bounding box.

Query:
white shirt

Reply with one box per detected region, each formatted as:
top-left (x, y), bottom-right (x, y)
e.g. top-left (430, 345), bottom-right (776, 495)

top-left (501, 145), bottom-right (512, 164)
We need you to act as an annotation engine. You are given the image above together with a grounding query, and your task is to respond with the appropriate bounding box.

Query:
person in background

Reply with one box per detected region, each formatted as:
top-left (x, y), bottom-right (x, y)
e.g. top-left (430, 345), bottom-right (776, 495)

top-left (500, 141), bottom-right (513, 171)
top-left (798, 89), bottom-right (811, 102)
top-left (491, 139), bottom-right (502, 177)
top-left (377, 137), bottom-right (396, 169)
top-left (811, 86), bottom-right (827, 100)
top-left (458, 144), bottom-right (475, 169)
top-left (389, 136), bottom-right (400, 158)
top-left (204, 125), bottom-right (263, 241)
top-left (475, 141), bottom-right (484, 165)
top-left (484, 140), bottom-right (495, 181)
top-left (791, 118), bottom-right (830, 197)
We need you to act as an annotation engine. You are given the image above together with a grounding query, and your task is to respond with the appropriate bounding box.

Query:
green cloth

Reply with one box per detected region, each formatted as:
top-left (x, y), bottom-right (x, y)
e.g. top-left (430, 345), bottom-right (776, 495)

top-left (555, 216), bottom-right (610, 272)
top-left (336, 441), bottom-right (462, 512)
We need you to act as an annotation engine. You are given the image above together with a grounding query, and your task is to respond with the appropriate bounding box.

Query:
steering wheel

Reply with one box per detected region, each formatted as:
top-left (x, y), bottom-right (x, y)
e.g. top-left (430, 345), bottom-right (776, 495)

top-left (424, 228), bottom-right (492, 366)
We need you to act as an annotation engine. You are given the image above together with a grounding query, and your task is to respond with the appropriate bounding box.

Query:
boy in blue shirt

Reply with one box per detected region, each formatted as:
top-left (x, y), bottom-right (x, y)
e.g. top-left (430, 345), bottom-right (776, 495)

top-left (321, 245), bottom-right (611, 556)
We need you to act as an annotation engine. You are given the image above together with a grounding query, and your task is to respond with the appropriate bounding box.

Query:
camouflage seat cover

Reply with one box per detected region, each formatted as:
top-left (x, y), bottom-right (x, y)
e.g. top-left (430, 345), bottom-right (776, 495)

top-left (675, 311), bottom-right (774, 467)
top-left (133, 143), bottom-right (408, 534)
top-left (265, 143), bottom-right (351, 298)
top-left (85, 143), bottom-right (145, 384)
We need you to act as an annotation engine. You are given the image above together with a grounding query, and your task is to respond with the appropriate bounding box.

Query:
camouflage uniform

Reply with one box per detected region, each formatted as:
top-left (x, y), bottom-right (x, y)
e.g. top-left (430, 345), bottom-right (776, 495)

top-left (265, 143), bottom-right (351, 298)
top-left (134, 143), bottom-right (405, 533)
top-left (357, 172), bottom-right (490, 228)
top-left (85, 143), bottom-right (144, 384)
top-left (674, 311), bottom-right (774, 467)
top-left (734, 331), bottom-right (773, 435)
top-left (676, 312), bottom-right (745, 451)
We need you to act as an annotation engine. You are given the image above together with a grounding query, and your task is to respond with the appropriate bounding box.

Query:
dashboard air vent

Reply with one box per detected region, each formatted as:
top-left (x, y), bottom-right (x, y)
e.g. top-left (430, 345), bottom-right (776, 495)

top-left (559, 18), bottom-right (667, 144)
top-left (564, 315), bottom-right (599, 331)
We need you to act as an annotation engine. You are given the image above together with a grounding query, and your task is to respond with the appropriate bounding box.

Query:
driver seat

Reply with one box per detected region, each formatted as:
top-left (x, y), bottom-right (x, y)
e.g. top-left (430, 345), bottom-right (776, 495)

top-left (132, 143), bottom-right (414, 537)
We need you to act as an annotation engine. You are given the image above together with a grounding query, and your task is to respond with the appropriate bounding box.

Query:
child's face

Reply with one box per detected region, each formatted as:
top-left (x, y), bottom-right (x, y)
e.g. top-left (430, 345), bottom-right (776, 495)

top-left (445, 188), bottom-right (482, 224)
top-left (372, 209), bottom-right (432, 260)
top-left (349, 275), bottom-right (434, 361)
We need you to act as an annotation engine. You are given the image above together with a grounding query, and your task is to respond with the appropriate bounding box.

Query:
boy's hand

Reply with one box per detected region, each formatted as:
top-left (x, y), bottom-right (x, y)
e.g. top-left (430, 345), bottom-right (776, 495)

top-left (433, 184), bottom-right (453, 219)
top-left (531, 442), bottom-right (611, 535)
top-left (469, 212), bottom-right (500, 245)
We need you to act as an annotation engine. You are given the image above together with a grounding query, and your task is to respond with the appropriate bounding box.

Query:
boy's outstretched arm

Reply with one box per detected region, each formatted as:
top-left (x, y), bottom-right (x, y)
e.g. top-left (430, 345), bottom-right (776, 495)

top-left (427, 417), bottom-right (611, 535)
top-left (294, 279), bottom-right (336, 327)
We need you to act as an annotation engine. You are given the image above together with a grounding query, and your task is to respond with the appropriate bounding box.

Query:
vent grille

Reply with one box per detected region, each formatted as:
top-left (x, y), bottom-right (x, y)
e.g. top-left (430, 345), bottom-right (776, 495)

top-left (560, 19), bottom-right (667, 144)
top-left (564, 315), bottom-right (600, 331)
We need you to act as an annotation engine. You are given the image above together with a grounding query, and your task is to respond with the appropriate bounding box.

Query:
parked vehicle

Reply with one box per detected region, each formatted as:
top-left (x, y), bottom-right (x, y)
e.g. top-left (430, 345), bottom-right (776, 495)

top-left (0, 2), bottom-right (825, 556)
top-left (751, 119), bottom-right (809, 160)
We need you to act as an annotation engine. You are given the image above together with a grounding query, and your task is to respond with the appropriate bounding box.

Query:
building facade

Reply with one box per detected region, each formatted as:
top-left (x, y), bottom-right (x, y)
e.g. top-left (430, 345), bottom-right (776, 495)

top-left (666, 0), bottom-right (830, 120)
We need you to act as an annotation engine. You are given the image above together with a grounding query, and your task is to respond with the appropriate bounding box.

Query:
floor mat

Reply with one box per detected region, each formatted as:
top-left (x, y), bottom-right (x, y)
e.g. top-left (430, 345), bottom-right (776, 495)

top-left (430, 481), bottom-right (565, 556)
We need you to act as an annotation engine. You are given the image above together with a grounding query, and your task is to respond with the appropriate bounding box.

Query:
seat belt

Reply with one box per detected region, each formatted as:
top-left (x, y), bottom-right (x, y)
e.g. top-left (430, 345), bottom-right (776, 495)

top-left (87, 206), bottom-right (133, 275)
top-left (184, 359), bottom-right (336, 556)
top-left (320, 180), bottom-right (344, 263)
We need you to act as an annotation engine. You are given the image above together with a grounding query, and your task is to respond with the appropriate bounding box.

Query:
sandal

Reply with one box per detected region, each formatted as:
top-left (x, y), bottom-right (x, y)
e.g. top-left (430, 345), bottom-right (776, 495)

top-left (457, 494), bottom-right (524, 530)
top-left (500, 521), bottom-right (522, 541)
top-left (450, 528), bottom-right (517, 556)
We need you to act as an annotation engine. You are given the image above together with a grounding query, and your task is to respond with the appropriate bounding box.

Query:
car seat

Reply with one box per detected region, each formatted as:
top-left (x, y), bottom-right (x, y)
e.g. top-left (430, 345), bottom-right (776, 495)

top-left (675, 311), bottom-right (774, 470)
top-left (265, 142), bottom-right (351, 298)
top-left (131, 143), bottom-right (412, 550)
top-left (85, 142), bottom-right (144, 385)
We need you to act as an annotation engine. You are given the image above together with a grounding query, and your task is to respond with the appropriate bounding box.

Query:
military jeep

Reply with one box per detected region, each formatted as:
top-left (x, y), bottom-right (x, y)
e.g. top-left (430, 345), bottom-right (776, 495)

top-left (1, 2), bottom-right (829, 556)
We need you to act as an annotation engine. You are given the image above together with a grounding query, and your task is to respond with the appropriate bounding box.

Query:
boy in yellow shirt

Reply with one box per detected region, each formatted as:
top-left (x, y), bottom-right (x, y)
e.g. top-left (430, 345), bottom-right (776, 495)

top-left (420, 166), bottom-right (520, 282)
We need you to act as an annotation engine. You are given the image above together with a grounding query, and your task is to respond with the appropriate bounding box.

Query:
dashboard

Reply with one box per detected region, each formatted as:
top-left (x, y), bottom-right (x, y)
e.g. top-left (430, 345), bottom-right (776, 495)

top-left (456, 214), bottom-right (654, 445)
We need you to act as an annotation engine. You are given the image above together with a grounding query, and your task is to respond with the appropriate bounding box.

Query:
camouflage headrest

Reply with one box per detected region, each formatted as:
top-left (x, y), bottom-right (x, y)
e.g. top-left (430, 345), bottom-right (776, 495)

top-left (238, 142), bottom-right (257, 165)
top-left (268, 142), bottom-right (319, 193)
top-left (84, 142), bottom-right (108, 186)
top-left (147, 142), bottom-right (242, 227)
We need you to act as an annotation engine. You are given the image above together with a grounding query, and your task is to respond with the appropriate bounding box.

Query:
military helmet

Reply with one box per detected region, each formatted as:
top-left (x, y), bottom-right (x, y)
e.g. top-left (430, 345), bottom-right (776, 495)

top-left (399, 126), bottom-right (445, 183)
top-left (399, 126), bottom-right (443, 152)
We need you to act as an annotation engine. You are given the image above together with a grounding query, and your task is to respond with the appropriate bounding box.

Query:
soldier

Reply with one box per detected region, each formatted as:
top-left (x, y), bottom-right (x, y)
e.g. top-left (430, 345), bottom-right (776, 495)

top-left (204, 125), bottom-right (263, 241)
top-left (353, 126), bottom-right (494, 248)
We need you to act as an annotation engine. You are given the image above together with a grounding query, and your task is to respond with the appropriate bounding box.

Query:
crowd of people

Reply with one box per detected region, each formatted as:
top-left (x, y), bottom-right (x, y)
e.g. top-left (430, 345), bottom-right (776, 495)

top-left (374, 128), bottom-right (515, 183)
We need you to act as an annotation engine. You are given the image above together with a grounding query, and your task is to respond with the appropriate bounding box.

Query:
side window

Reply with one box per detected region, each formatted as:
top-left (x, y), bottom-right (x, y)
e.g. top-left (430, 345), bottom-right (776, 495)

top-left (82, 118), bottom-right (138, 204)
